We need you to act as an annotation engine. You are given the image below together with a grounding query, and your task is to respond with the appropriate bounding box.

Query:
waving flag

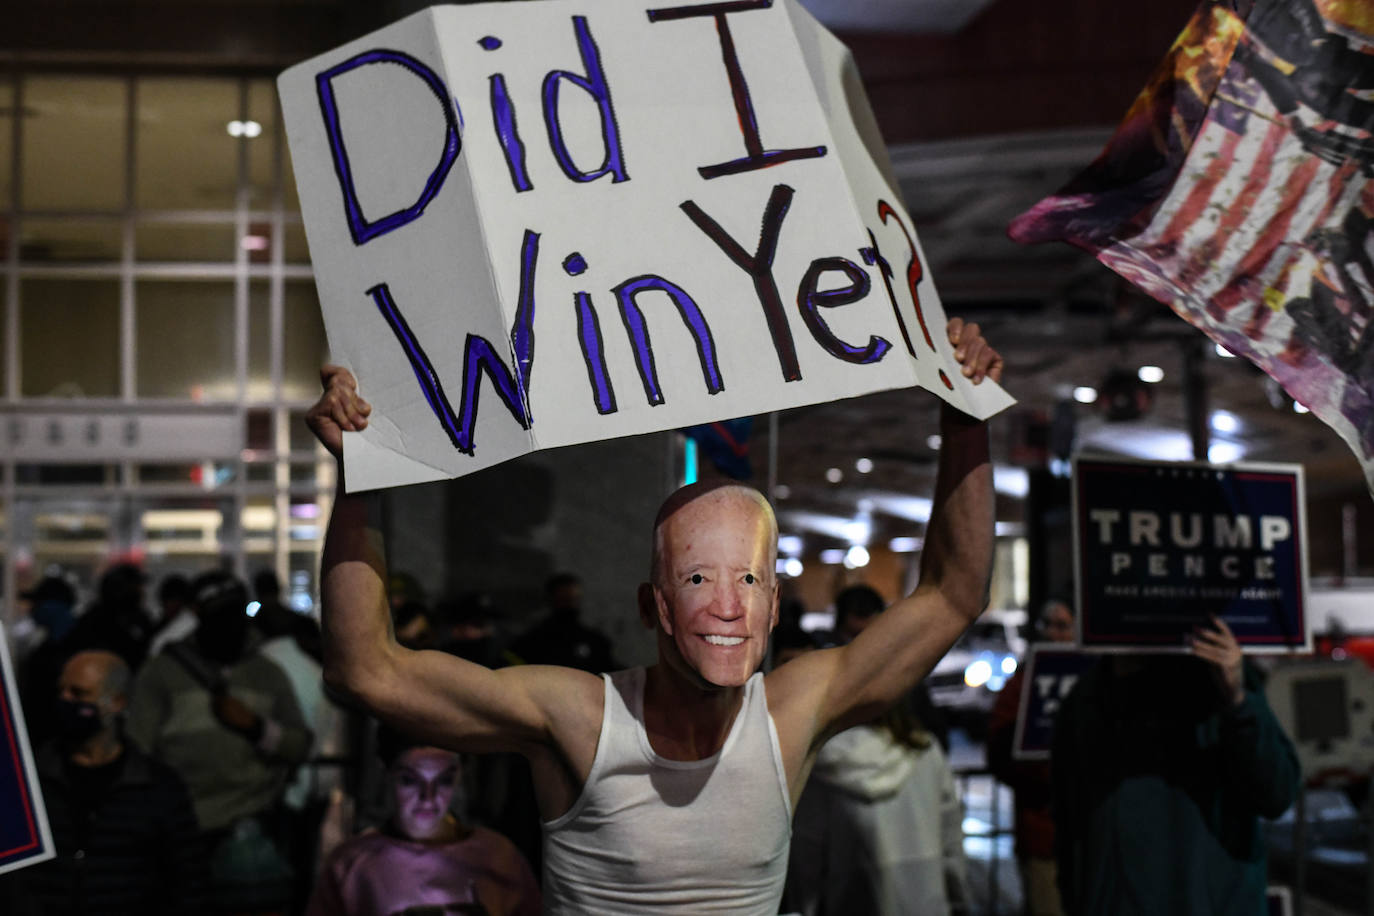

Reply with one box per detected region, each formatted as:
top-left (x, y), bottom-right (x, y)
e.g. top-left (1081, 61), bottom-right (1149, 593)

top-left (1010, 0), bottom-right (1374, 496)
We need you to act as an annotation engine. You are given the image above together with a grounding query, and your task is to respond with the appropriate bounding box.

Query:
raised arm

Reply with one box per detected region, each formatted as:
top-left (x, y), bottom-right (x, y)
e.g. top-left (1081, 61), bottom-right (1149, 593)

top-left (771, 320), bottom-right (1000, 746)
top-left (308, 368), bottom-right (602, 794)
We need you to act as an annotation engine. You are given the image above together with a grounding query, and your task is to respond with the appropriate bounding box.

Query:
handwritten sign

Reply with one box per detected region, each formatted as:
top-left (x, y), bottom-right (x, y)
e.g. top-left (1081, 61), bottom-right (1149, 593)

top-left (1073, 457), bottom-right (1310, 652)
top-left (279, 0), bottom-right (1013, 491)
top-left (1011, 645), bottom-right (1100, 761)
top-left (0, 624), bottom-right (55, 876)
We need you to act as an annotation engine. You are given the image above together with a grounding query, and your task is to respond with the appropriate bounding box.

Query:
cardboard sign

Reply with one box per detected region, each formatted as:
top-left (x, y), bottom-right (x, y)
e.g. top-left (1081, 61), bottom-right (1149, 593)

top-left (0, 624), bottom-right (55, 876)
top-left (279, 0), bottom-right (1013, 491)
top-left (1012, 645), bottom-right (1101, 761)
top-left (1073, 457), bottom-right (1310, 652)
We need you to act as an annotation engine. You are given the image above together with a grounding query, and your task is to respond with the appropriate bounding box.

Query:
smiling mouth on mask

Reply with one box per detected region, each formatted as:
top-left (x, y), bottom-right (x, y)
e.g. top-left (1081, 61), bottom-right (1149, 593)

top-left (702, 635), bottom-right (744, 646)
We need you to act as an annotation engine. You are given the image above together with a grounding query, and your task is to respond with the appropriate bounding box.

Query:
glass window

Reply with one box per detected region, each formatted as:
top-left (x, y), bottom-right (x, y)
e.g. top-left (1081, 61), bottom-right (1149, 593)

top-left (136, 78), bottom-right (239, 211)
top-left (247, 80), bottom-right (278, 210)
top-left (135, 279), bottom-right (236, 399)
top-left (136, 221), bottom-right (236, 262)
top-left (284, 280), bottom-right (327, 401)
top-left (20, 278), bottom-right (120, 397)
top-left (0, 77), bottom-right (13, 210)
top-left (21, 219), bottom-right (122, 262)
top-left (22, 76), bottom-right (127, 211)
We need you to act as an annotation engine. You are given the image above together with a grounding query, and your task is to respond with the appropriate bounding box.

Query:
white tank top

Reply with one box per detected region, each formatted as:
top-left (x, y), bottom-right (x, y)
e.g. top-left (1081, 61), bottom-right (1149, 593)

top-left (542, 667), bottom-right (792, 914)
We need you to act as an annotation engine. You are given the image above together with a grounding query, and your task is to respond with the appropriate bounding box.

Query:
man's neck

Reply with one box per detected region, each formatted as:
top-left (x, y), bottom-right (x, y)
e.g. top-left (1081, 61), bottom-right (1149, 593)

top-left (641, 663), bottom-right (745, 761)
top-left (69, 731), bottom-right (123, 768)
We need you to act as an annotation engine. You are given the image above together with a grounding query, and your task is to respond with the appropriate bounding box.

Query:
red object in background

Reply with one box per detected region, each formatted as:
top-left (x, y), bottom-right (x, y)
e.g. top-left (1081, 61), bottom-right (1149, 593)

top-left (1316, 634), bottom-right (1374, 670)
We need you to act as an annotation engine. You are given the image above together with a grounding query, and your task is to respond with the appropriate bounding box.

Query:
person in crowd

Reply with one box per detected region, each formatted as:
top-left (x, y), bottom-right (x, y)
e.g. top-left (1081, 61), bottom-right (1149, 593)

top-left (829, 584), bottom-right (886, 645)
top-left (148, 573), bottom-right (195, 656)
top-left (308, 729), bottom-right (541, 916)
top-left (1052, 617), bottom-right (1300, 916)
top-left (509, 572), bottom-right (619, 673)
top-left (64, 562), bottom-right (155, 671)
top-left (126, 570), bottom-right (312, 910)
top-left (306, 317), bottom-right (1001, 911)
top-left (781, 643), bottom-right (970, 916)
top-left (16, 575), bottom-right (80, 748)
top-left (987, 598), bottom-right (1076, 916)
top-left (0, 650), bottom-right (206, 915)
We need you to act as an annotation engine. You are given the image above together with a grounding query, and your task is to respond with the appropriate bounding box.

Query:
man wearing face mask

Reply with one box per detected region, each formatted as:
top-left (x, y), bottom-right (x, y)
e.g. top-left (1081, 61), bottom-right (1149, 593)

top-left (126, 571), bottom-right (313, 846)
top-left (0, 650), bottom-right (206, 915)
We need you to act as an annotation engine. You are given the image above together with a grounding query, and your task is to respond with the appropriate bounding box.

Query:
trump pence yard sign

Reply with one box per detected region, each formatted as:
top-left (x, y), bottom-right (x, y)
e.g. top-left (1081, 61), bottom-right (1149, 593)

top-left (280, 0), bottom-right (1013, 491)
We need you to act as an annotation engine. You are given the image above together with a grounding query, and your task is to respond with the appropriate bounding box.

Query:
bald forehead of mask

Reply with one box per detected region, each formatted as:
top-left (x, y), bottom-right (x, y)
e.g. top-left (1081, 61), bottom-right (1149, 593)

top-left (650, 482), bottom-right (777, 583)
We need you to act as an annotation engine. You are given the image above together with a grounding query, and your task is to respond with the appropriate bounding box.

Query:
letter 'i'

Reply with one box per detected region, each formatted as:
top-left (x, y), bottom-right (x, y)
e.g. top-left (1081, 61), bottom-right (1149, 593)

top-left (565, 253), bottom-right (617, 414)
top-left (481, 36), bottom-right (533, 193)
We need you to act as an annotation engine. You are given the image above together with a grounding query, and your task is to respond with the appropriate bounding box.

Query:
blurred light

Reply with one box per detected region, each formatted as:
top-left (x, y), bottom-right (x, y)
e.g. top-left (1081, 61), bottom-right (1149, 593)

top-left (1001, 655), bottom-right (1017, 675)
top-left (1210, 410), bottom-right (1239, 433)
top-left (1208, 441), bottom-right (1244, 463)
top-left (888, 536), bottom-right (923, 553)
top-left (1293, 401), bottom-right (1310, 414)
top-left (926, 434), bottom-right (943, 450)
top-left (775, 558), bottom-right (789, 574)
top-left (289, 525), bottom-right (319, 540)
top-left (227, 119), bottom-right (263, 138)
top-left (856, 497), bottom-right (875, 512)
top-left (783, 557), bottom-right (804, 578)
top-left (964, 659), bottom-right (992, 688)
top-left (825, 467), bottom-right (843, 483)
top-left (1137, 365), bottom-right (1165, 383)
top-left (245, 601), bottom-right (261, 618)
top-left (1215, 343), bottom-right (1236, 358)
top-left (777, 534), bottom-right (803, 556)
top-left (843, 545), bottom-right (870, 568)
top-left (240, 234), bottom-right (270, 251)
top-left (855, 457), bottom-right (874, 474)
top-left (819, 548), bottom-right (846, 565)
top-left (683, 438), bottom-right (698, 485)
top-left (1073, 386), bottom-right (1098, 404)
top-left (842, 519), bottom-right (872, 545)
top-left (800, 611), bottom-right (835, 632)
top-left (995, 521), bottom-right (1025, 537)
top-left (290, 503), bottom-right (320, 519)
top-left (993, 467), bottom-right (1029, 498)
top-left (773, 484), bottom-right (791, 499)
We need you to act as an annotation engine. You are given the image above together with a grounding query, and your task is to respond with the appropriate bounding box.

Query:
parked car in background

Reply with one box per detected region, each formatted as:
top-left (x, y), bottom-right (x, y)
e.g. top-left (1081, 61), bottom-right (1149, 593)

top-left (928, 608), bottom-right (1028, 735)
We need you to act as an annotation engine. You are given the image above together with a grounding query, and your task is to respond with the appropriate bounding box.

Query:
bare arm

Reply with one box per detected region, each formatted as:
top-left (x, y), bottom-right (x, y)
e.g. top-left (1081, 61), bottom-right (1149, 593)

top-left (309, 368), bottom-right (601, 763)
top-left (770, 320), bottom-right (1000, 749)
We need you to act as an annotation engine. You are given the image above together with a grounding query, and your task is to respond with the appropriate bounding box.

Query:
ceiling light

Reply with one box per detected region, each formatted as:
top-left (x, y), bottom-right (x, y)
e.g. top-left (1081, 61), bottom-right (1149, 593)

top-left (1293, 401), bottom-right (1310, 414)
top-left (819, 548), bottom-right (846, 565)
top-left (227, 119), bottom-right (263, 139)
top-left (783, 557), bottom-right (804, 578)
top-left (1073, 386), bottom-right (1098, 404)
top-left (926, 434), bottom-right (942, 450)
top-left (993, 467), bottom-right (1029, 498)
top-left (777, 534), bottom-right (803, 556)
top-left (1215, 343), bottom-right (1236, 358)
top-left (841, 519), bottom-right (871, 545)
top-left (1210, 410), bottom-right (1239, 433)
top-left (856, 497), bottom-right (874, 512)
top-left (888, 536), bottom-right (923, 552)
top-left (1137, 366), bottom-right (1165, 383)
top-left (1208, 441), bottom-right (1244, 463)
top-left (825, 467), bottom-right (843, 483)
top-left (843, 545), bottom-right (870, 568)
top-left (240, 234), bottom-right (270, 251)
top-left (855, 457), bottom-right (873, 473)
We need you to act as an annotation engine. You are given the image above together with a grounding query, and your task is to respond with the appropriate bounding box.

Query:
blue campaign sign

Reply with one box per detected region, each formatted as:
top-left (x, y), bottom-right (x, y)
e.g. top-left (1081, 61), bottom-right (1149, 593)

top-left (1012, 645), bottom-right (1101, 760)
top-left (0, 624), bottom-right (54, 876)
top-left (1073, 458), bottom-right (1309, 652)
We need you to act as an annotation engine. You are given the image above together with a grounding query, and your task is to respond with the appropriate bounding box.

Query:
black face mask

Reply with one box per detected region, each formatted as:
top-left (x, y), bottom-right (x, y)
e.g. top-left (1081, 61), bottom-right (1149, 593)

top-left (55, 699), bottom-right (104, 746)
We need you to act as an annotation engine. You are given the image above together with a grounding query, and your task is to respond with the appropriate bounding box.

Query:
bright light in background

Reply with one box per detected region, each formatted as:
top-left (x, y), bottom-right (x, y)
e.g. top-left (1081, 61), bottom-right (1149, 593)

top-left (1215, 343), bottom-right (1236, 358)
top-left (841, 519), bottom-right (871, 545)
top-left (240, 234), bottom-right (270, 251)
top-left (889, 536), bottom-right (923, 553)
top-left (819, 548), bottom-right (846, 565)
top-left (245, 601), bottom-right (261, 618)
top-left (773, 484), bottom-right (791, 499)
top-left (926, 434), bottom-right (942, 450)
top-left (1209, 441), bottom-right (1244, 463)
top-left (993, 466), bottom-right (1029, 498)
top-left (995, 521), bottom-right (1025, 536)
top-left (783, 557), bottom-right (804, 578)
top-left (825, 467), bottom-right (843, 483)
top-left (1078, 427), bottom-right (1194, 462)
top-left (683, 438), bottom-right (698, 485)
top-left (1138, 365), bottom-right (1165, 383)
top-left (964, 659), bottom-right (992, 688)
top-left (1073, 386), bottom-right (1098, 404)
top-left (1211, 410), bottom-right (1239, 433)
top-left (226, 119), bottom-right (263, 138)
top-left (777, 534), bottom-right (803, 556)
top-left (780, 510), bottom-right (881, 540)
top-left (856, 497), bottom-right (875, 512)
top-left (1293, 401), bottom-right (1310, 414)
top-left (862, 494), bottom-right (933, 524)
top-left (843, 545), bottom-right (870, 568)
top-left (1001, 656), bottom-right (1017, 675)
top-left (855, 457), bottom-right (873, 473)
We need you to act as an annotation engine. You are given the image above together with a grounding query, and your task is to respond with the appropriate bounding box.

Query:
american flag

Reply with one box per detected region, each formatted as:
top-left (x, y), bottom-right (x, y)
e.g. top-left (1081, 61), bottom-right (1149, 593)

top-left (1010, 0), bottom-right (1374, 496)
